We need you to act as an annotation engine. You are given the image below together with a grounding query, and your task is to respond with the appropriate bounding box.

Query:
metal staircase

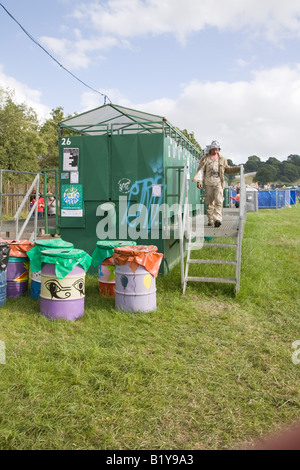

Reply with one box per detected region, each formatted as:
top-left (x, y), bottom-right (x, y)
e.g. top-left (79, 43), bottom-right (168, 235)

top-left (179, 166), bottom-right (246, 295)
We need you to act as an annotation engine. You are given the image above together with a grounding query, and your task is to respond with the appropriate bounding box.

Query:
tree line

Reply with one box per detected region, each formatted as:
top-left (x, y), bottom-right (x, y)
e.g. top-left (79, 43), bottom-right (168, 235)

top-left (244, 155), bottom-right (300, 186)
top-left (0, 88), bottom-right (70, 177)
top-left (1, 87), bottom-right (299, 187)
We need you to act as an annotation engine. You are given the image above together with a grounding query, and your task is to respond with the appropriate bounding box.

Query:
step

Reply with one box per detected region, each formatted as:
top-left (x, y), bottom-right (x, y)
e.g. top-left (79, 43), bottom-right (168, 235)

top-left (188, 259), bottom-right (236, 265)
top-left (202, 243), bottom-right (237, 248)
top-left (223, 208), bottom-right (239, 214)
top-left (186, 276), bottom-right (237, 284)
top-left (203, 228), bottom-right (239, 238)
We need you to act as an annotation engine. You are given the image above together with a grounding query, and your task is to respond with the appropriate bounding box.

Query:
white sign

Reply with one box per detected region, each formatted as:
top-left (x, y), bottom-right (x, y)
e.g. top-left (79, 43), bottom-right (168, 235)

top-left (152, 184), bottom-right (162, 197)
top-left (70, 171), bottom-right (79, 184)
top-left (63, 148), bottom-right (79, 172)
top-left (61, 209), bottom-right (83, 217)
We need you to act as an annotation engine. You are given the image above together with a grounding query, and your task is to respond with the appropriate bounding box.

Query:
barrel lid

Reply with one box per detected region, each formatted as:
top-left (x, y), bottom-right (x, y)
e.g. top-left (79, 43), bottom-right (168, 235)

top-left (40, 248), bottom-right (92, 279)
top-left (112, 245), bottom-right (162, 278)
top-left (6, 239), bottom-right (32, 246)
top-left (35, 239), bottom-right (74, 249)
top-left (95, 240), bottom-right (137, 249)
top-left (114, 245), bottom-right (158, 255)
top-left (41, 248), bottom-right (85, 259)
top-left (91, 240), bottom-right (137, 267)
top-left (5, 239), bottom-right (34, 257)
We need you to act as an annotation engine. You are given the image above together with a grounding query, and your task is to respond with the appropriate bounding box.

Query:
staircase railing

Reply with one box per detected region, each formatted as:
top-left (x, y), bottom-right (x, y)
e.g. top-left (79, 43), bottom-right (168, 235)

top-left (179, 164), bottom-right (247, 295)
top-left (178, 165), bottom-right (190, 289)
top-left (15, 173), bottom-right (40, 243)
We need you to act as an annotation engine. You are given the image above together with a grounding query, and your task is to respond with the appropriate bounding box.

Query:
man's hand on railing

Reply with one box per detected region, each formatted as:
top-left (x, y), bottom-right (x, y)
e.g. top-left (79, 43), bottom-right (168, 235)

top-left (197, 182), bottom-right (203, 189)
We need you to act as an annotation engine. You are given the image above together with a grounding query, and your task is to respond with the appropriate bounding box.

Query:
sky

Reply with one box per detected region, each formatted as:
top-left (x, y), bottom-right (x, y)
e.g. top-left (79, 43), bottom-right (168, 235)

top-left (1, 0), bottom-right (300, 163)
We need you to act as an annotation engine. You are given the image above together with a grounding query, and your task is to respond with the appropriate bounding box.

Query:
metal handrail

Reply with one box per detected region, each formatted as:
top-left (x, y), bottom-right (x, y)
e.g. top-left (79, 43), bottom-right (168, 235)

top-left (239, 165), bottom-right (247, 222)
top-left (14, 174), bottom-right (39, 242)
top-left (178, 165), bottom-right (190, 288)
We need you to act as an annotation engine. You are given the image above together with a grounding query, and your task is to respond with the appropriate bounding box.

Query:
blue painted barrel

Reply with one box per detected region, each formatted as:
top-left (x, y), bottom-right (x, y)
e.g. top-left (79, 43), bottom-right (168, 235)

top-left (6, 256), bottom-right (29, 298)
top-left (0, 271), bottom-right (7, 306)
top-left (0, 242), bottom-right (10, 306)
top-left (30, 271), bottom-right (41, 300)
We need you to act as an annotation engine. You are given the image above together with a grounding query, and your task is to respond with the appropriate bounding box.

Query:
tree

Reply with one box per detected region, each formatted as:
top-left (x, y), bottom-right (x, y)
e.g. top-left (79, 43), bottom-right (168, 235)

top-left (287, 154), bottom-right (300, 167)
top-left (0, 88), bottom-right (46, 172)
top-left (180, 129), bottom-right (202, 151)
top-left (244, 155), bottom-right (261, 173)
top-left (266, 157), bottom-right (281, 166)
top-left (39, 107), bottom-right (69, 169)
top-left (279, 162), bottom-right (299, 183)
top-left (226, 159), bottom-right (237, 185)
top-left (256, 165), bottom-right (278, 185)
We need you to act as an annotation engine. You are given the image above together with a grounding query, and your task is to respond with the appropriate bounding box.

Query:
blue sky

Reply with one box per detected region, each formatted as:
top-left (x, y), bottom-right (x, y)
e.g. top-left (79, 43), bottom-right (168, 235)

top-left (1, 0), bottom-right (300, 163)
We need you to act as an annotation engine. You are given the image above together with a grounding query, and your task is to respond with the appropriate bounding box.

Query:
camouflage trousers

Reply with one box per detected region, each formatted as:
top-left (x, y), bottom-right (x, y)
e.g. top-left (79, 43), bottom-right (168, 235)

top-left (205, 184), bottom-right (223, 223)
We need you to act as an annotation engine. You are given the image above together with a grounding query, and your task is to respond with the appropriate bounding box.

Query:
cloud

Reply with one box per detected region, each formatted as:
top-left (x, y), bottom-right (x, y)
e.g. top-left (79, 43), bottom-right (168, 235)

top-left (73, 0), bottom-right (300, 43)
top-left (0, 65), bottom-right (51, 121)
top-left (40, 33), bottom-right (119, 70)
top-left (42, 0), bottom-right (300, 69)
top-left (81, 63), bottom-right (300, 163)
top-left (81, 87), bottom-right (137, 109)
top-left (140, 64), bottom-right (300, 162)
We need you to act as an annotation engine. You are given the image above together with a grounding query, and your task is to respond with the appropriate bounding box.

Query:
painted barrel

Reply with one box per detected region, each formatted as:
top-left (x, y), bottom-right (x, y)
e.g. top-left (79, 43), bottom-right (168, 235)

top-left (30, 270), bottom-right (41, 300)
top-left (40, 263), bottom-right (86, 321)
top-left (99, 256), bottom-right (115, 296)
top-left (28, 239), bottom-right (74, 299)
top-left (6, 257), bottom-right (29, 298)
top-left (91, 240), bottom-right (137, 297)
top-left (39, 248), bottom-right (91, 321)
top-left (113, 245), bottom-right (163, 313)
top-left (0, 242), bottom-right (10, 306)
top-left (0, 270), bottom-right (6, 306)
top-left (115, 264), bottom-right (157, 312)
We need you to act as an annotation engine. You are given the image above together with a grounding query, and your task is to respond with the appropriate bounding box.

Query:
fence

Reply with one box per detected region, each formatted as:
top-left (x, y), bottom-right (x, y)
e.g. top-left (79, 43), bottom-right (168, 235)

top-left (0, 181), bottom-right (56, 218)
top-left (230, 188), bottom-right (298, 210)
top-left (0, 169), bottom-right (59, 239)
top-left (258, 190), bottom-right (294, 209)
top-left (0, 171), bottom-right (56, 219)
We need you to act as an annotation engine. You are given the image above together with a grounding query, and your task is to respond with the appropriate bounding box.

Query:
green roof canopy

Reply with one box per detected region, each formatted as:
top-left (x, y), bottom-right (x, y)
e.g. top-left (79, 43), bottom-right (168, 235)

top-left (59, 103), bottom-right (202, 157)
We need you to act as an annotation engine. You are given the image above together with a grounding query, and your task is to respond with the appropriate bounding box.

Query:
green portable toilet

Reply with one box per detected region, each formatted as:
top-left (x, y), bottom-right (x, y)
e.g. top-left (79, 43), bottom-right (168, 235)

top-left (58, 104), bottom-right (203, 273)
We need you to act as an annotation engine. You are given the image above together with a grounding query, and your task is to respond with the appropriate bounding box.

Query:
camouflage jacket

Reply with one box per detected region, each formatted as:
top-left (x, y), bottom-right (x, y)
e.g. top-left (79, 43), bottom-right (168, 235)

top-left (192, 154), bottom-right (240, 189)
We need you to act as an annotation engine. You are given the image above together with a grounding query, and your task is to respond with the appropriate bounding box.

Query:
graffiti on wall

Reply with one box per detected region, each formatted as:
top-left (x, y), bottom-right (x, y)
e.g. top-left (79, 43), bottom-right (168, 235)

top-left (119, 174), bottom-right (165, 232)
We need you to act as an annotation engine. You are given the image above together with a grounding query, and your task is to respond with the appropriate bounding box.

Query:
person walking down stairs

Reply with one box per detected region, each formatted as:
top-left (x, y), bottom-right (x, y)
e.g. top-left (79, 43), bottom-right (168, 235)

top-left (192, 140), bottom-right (241, 227)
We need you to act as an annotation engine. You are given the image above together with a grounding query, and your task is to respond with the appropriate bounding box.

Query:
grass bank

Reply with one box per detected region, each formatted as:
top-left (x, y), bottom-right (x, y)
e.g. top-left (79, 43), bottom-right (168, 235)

top-left (0, 205), bottom-right (299, 450)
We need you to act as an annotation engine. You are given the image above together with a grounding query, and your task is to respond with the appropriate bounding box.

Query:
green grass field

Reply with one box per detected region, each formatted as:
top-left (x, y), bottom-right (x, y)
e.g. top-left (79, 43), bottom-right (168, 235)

top-left (0, 205), bottom-right (299, 450)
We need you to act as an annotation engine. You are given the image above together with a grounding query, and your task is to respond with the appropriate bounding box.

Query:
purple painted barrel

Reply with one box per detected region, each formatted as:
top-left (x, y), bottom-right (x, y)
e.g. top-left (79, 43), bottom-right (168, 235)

top-left (40, 263), bottom-right (85, 321)
top-left (6, 257), bottom-right (29, 298)
top-left (115, 265), bottom-right (157, 313)
top-left (113, 245), bottom-right (163, 313)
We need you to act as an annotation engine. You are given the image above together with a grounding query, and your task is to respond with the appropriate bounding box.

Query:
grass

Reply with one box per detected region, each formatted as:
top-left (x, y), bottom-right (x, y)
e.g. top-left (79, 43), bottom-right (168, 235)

top-left (0, 205), bottom-right (299, 450)
top-left (1, 212), bottom-right (29, 222)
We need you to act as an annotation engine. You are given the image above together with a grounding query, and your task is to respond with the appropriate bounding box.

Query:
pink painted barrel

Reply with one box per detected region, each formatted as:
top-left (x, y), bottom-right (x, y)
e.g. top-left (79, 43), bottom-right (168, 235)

top-left (98, 256), bottom-right (115, 296)
top-left (91, 240), bottom-right (137, 297)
